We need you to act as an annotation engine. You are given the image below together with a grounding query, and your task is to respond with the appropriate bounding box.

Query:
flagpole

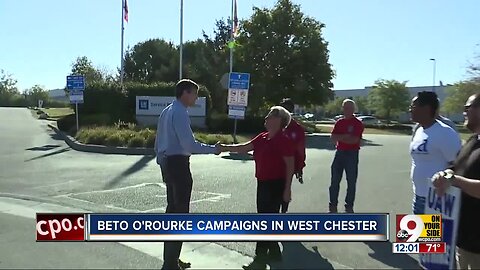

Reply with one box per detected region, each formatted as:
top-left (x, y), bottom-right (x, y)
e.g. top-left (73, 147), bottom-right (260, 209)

top-left (120, 0), bottom-right (125, 88)
top-left (230, 0), bottom-right (237, 142)
top-left (179, 0), bottom-right (184, 80)
top-left (229, 0), bottom-right (234, 74)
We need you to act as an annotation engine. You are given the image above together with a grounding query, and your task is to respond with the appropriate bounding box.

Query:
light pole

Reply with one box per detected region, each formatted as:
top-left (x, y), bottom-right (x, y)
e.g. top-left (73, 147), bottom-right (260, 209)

top-left (429, 58), bottom-right (436, 92)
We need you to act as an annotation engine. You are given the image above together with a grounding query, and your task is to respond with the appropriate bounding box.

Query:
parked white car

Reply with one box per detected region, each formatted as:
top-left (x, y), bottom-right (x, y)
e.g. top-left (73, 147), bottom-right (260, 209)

top-left (357, 116), bottom-right (380, 125)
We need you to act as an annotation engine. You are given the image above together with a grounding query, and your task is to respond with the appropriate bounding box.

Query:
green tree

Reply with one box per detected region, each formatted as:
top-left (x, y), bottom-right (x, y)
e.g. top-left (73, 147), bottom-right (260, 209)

top-left (199, 19), bottom-right (232, 113)
top-left (368, 79), bottom-right (410, 121)
top-left (323, 97), bottom-right (344, 116)
top-left (71, 56), bottom-right (106, 86)
top-left (25, 85), bottom-right (49, 106)
top-left (123, 39), bottom-right (178, 83)
top-left (235, 0), bottom-right (334, 116)
top-left (353, 96), bottom-right (369, 114)
top-left (443, 51), bottom-right (480, 113)
top-left (0, 69), bottom-right (20, 106)
top-left (442, 81), bottom-right (480, 113)
top-left (467, 52), bottom-right (480, 83)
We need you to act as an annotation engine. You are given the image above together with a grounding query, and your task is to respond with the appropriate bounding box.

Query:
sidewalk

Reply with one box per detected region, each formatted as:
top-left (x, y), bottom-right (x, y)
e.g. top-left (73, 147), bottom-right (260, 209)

top-left (0, 197), bottom-right (252, 269)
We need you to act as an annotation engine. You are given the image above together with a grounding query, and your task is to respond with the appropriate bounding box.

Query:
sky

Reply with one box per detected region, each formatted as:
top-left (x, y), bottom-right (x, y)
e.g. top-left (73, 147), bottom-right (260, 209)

top-left (1, 0), bottom-right (479, 91)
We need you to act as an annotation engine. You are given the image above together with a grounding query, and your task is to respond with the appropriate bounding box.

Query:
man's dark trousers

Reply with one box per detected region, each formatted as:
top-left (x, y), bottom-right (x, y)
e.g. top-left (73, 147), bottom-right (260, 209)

top-left (329, 150), bottom-right (359, 208)
top-left (160, 155), bottom-right (193, 269)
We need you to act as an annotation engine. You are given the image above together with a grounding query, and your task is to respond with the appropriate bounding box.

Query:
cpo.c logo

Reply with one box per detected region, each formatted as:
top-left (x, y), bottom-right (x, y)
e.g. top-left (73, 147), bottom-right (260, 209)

top-left (398, 215), bottom-right (424, 242)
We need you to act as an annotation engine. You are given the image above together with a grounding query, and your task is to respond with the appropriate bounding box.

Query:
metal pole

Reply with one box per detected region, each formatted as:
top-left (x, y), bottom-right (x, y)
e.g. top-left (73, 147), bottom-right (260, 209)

top-left (120, 0), bottom-right (125, 88)
top-left (76, 103), bottom-right (79, 132)
top-left (179, 0), bottom-right (184, 80)
top-left (230, 0), bottom-right (237, 143)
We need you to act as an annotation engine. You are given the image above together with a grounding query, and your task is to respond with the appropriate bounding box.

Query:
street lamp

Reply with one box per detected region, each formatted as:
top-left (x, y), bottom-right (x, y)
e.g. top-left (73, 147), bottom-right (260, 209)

top-left (429, 58), bottom-right (436, 92)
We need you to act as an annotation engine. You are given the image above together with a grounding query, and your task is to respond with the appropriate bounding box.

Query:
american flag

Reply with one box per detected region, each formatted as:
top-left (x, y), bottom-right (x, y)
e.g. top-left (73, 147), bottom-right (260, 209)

top-left (123, 0), bottom-right (129, 22)
top-left (232, 0), bottom-right (238, 38)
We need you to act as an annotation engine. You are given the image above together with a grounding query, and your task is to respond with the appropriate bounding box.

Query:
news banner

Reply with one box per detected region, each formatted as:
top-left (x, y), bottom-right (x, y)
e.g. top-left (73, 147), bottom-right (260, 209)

top-left (35, 213), bottom-right (445, 254)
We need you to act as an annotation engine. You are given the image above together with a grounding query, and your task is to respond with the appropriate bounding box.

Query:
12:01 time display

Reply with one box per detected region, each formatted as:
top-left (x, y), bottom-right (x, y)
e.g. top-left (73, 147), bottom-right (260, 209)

top-left (392, 242), bottom-right (419, 254)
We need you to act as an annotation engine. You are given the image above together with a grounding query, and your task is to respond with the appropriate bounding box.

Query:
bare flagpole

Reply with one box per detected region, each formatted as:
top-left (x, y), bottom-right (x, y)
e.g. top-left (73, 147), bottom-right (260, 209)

top-left (230, 0), bottom-right (237, 142)
top-left (120, 0), bottom-right (125, 88)
top-left (229, 0), bottom-right (234, 74)
top-left (179, 0), bottom-right (184, 80)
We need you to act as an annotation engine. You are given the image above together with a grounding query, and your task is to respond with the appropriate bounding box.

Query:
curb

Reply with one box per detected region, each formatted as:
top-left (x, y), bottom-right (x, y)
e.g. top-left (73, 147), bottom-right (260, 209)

top-left (47, 123), bottom-right (155, 156)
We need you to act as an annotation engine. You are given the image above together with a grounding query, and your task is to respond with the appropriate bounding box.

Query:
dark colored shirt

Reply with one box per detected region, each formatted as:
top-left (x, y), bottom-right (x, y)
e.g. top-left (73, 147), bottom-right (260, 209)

top-left (284, 119), bottom-right (306, 173)
top-left (332, 117), bottom-right (364, 150)
top-left (251, 131), bottom-right (295, 181)
top-left (453, 135), bottom-right (480, 253)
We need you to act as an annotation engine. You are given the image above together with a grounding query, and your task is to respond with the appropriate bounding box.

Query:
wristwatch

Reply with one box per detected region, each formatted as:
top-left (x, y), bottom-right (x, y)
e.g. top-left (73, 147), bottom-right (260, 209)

top-left (443, 169), bottom-right (456, 185)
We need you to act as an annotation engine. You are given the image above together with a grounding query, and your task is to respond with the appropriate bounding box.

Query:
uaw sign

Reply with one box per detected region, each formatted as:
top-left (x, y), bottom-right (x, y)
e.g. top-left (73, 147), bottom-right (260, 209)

top-left (136, 96), bottom-right (206, 117)
top-left (420, 181), bottom-right (461, 270)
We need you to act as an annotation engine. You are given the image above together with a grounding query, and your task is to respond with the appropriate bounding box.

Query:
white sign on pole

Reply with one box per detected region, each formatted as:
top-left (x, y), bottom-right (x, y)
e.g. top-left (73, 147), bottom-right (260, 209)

top-left (136, 96), bottom-right (206, 117)
top-left (420, 182), bottom-right (461, 270)
top-left (228, 89), bottom-right (248, 106)
top-left (69, 92), bottom-right (84, 104)
top-left (38, 100), bottom-right (43, 108)
top-left (228, 106), bottom-right (245, 119)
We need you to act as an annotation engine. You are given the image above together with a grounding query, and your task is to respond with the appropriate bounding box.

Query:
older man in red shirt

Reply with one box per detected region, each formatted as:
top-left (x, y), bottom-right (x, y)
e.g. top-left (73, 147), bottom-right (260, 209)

top-left (329, 99), bottom-right (364, 213)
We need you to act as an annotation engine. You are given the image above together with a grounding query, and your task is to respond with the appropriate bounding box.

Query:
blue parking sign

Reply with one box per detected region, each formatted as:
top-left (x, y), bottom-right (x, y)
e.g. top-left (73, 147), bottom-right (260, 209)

top-left (67, 75), bottom-right (85, 91)
top-left (229, 72), bottom-right (250, 90)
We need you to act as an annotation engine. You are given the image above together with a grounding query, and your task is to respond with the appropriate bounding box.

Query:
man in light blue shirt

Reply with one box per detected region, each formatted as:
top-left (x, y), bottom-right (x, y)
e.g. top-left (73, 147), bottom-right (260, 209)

top-left (155, 79), bottom-right (220, 270)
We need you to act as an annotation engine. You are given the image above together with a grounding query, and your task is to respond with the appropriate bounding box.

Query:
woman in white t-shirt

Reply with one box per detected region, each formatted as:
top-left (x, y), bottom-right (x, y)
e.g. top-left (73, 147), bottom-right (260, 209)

top-left (409, 91), bottom-right (462, 214)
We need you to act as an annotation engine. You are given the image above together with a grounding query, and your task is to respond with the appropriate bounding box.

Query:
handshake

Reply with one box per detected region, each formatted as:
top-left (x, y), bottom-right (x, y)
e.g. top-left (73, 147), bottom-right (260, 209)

top-left (211, 141), bottom-right (251, 156)
top-left (213, 142), bottom-right (233, 155)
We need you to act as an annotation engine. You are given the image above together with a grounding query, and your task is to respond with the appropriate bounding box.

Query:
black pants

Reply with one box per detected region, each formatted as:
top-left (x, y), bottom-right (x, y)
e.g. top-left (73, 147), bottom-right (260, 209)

top-left (159, 155), bottom-right (193, 269)
top-left (255, 179), bottom-right (285, 260)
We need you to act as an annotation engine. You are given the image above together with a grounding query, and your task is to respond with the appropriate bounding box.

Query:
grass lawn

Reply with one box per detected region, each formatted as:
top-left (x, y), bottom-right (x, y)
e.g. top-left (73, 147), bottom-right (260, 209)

top-left (41, 107), bottom-right (74, 119)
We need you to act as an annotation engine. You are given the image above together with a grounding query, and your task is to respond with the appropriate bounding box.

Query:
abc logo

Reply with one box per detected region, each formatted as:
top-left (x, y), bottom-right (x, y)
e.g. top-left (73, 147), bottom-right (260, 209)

top-left (397, 215), bottom-right (424, 242)
top-left (396, 229), bottom-right (409, 240)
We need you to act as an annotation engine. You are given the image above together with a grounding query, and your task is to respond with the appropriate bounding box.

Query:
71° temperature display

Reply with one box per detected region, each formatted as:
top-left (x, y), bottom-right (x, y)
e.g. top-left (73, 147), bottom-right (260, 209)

top-left (393, 242), bottom-right (446, 254)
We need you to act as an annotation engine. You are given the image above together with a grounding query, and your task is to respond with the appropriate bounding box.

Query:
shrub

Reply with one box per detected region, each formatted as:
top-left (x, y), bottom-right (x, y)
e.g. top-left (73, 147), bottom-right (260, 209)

top-left (57, 114), bottom-right (76, 132)
top-left (127, 135), bottom-right (146, 148)
top-left (75, 128), bottom-right (110, 145)
top-left (114, 120), bottom-right (137, 130)
top-left (364, 124), bottom-right (412, 131)
top-left (297, 119), bottom-right (322, 133)
top-left (105, 133), bottom-right (125, 147)
top-left (206, 113), bottom-right (265, 134)
top-left (146, 132), bottom-right (156, 148)
top-left (57, 113), bottom-right (113, 133)
top-left (76, 81), bottom-right (212, 124)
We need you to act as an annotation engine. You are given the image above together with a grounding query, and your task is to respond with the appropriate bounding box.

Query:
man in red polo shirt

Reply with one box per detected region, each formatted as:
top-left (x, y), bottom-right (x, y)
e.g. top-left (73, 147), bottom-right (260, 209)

top-left (329, 99), bottom-right (364, 213)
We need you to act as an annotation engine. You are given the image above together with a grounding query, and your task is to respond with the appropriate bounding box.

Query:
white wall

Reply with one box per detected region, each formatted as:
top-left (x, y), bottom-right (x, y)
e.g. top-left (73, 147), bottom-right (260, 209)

top-left (135, 96), bottom-right (207, 128)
